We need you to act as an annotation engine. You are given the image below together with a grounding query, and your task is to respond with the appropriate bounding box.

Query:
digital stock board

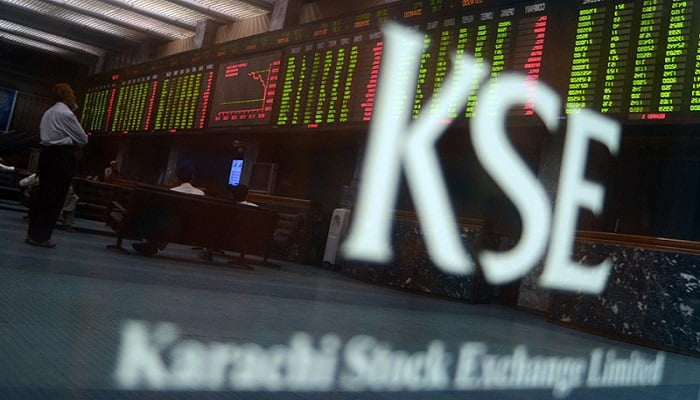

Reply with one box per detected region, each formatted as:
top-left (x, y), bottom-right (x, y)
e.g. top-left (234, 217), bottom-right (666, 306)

top-left (275, 31), bottom-right (383, 127)
top-left (564, 0), bottom-right (699, 122)
top-left (80, 0), bottom-right (700, 135)
top-left (153, 64), bottom-right (215, 131)
top-left (80, 79), bottom-right (117, 132)
top-left (208, 52), bottom-right (281, 127)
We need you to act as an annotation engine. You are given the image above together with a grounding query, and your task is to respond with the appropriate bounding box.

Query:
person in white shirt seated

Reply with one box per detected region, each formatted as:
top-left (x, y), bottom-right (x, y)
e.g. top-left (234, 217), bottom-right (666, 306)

top-left (230, 184), bottom-right (258, 207)
top-left (103, 160), bottom-right (121, 183)
top-left (0, 157), bottom-right (14, 172)
top-left (169, 167), bottom-right (205, 196)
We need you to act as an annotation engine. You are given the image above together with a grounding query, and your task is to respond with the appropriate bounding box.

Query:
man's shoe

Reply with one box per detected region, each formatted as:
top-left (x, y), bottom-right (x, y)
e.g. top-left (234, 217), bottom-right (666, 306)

top-left (25, 237), bottom-right (56, 248)
top-left (198, 249), bottom-right (213, 262)
top-left (58, 225), bottom-right (77, 232)
top-left (132, 242), bottom-right (158, 255)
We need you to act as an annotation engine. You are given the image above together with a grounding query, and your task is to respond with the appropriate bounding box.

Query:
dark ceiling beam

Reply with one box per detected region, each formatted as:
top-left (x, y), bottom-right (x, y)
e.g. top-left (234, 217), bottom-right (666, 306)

top-left (0, 37), bottom-right (97, 66)
top-left (41, 0), bottom-right (174, 40)
top-left (270, 0), bottom-right (302, 31)
top-left (165, 0), bottom-right (244, 23)
top-left (0, 26), bottom-right (102, 59)
top-left (0, 2), bottom-right (141, 52)
top-left (100, 0), bottom-right (196, 31)
top-left (239, 0), bottom-right (276, 11)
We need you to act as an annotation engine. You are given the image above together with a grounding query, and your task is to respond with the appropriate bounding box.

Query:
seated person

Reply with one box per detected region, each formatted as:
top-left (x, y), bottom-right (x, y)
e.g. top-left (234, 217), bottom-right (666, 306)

top-left (170, 169), bottom-right (205, 195)
top-left (191, 185), bottom-right (258, 261)
top-left (19, 175), bottom-right (77, 230)
top-left (19, 173), bottom-right (39, 209)
top-left (188, 185), bottom-right (258, 261)
top-left (103, 160), bottom-right (121, 183)
top-left (131, 166), bottom-right (205, 255)
top-left (231, 184), bottom-right (258, 207)
top-left (58, 184), bottom-right (79, 232)
top-left (0, 157), bottom-right (14, 171)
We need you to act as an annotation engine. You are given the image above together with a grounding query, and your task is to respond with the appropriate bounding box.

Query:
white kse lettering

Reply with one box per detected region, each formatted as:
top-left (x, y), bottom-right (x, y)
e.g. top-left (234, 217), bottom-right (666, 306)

top-left (342, 22), bottom-right (620, 294)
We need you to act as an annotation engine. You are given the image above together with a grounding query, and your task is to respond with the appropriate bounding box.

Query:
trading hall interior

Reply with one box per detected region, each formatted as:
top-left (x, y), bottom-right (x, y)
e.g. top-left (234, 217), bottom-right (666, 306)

top-left (0, 0), bottom-right (698, 399)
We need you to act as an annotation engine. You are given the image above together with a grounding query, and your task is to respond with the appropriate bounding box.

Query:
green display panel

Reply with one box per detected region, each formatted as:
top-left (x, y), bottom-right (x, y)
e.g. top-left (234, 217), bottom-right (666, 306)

top-left (275, 32), bottom-right (382, 127)
top-left (274, 1), bottom-right (548, 128)
top-left (602, 2), bottom-right (634, 114)
top-left (406, 2), bottom-right (549, 121)
top-left (81, 82), bottom-right (116, 133)
top-left (564, 0), bottom-right (700, 122)
top-left (566, 5), bottom-right (607, 113)
top-left (110, 75), bottom-right (159, 132)
top-left (81, 0), bottom-right (700, 131)
top-left (153, 64), bottom-right (215, 131)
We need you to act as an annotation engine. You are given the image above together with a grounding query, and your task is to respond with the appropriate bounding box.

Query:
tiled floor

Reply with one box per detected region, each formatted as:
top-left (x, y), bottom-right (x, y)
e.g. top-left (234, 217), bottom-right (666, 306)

top-left (0, 207), bottom-right (698, 399)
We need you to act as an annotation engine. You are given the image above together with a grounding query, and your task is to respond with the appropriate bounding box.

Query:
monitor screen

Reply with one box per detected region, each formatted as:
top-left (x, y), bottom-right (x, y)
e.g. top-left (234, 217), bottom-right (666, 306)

top-left (249, 162), bottom-right (277, 194)
top-left (227, 159), bottom-right (244, 186)
top-left (0, 87), bottom-right (18, 133)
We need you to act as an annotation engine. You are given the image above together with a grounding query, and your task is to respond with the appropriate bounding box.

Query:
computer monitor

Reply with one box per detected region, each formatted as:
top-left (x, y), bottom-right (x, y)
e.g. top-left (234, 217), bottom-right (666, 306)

top-left (249, 162), bottom-right (277, 194)
top-left (227, 159), bottom-right (244, 186)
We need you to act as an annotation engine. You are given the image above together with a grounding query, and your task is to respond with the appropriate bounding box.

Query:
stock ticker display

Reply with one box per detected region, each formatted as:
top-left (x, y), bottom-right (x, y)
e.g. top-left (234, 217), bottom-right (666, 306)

top-left (275, 32), bottom-right (383, 127)
top-left (564, 0), bottom-right (698, 121)
top-left (413, 3), bottom-right (549, 120)
top-left (208, 52), bottom-right (282, 127)
top-left (109, 74), bottom-right (159, 132)
top-left (154, 64), bottom-right (215, 130)
top-left (80, 81), bottom-right (116, 132)
top-left (80, 0), bottom-right (700, 135)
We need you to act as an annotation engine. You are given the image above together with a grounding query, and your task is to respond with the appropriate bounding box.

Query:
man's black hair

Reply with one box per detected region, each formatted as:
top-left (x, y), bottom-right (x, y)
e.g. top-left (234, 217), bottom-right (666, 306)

top-left (231, 184), bottom-right (249, 202)
top-left (175, 166), bottom-right (194, 183)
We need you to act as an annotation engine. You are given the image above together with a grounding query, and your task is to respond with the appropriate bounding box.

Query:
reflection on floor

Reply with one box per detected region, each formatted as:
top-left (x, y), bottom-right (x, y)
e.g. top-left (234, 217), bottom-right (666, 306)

top-left (0, 207), bottom-right (697, 400)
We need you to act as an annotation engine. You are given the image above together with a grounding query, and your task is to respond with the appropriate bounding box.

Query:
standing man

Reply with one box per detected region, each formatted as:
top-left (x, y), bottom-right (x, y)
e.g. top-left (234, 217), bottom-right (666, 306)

top-left (26, 83), bottom-right (88, 248)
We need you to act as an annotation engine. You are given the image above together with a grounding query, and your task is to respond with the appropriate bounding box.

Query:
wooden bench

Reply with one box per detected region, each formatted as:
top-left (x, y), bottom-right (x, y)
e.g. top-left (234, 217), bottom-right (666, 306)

top-left (0, 168), bottom-right (27, 202)
top-left (247, 192), bottom-right (326, 264)
top-left (106, 184), bottom-right (279, 269)
top-left (72, 177), bottom-right (135, 222)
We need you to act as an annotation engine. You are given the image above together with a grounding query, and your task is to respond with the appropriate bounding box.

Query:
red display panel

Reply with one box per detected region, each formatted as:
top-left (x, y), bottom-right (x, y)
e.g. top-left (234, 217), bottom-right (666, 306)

top-left (208, 52), bottom-right (282, 127)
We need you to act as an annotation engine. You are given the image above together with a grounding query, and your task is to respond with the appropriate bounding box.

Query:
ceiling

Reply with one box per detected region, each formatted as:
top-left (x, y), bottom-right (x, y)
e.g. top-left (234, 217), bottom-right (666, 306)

top-left (0, 0), bottom-right (277, 66)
